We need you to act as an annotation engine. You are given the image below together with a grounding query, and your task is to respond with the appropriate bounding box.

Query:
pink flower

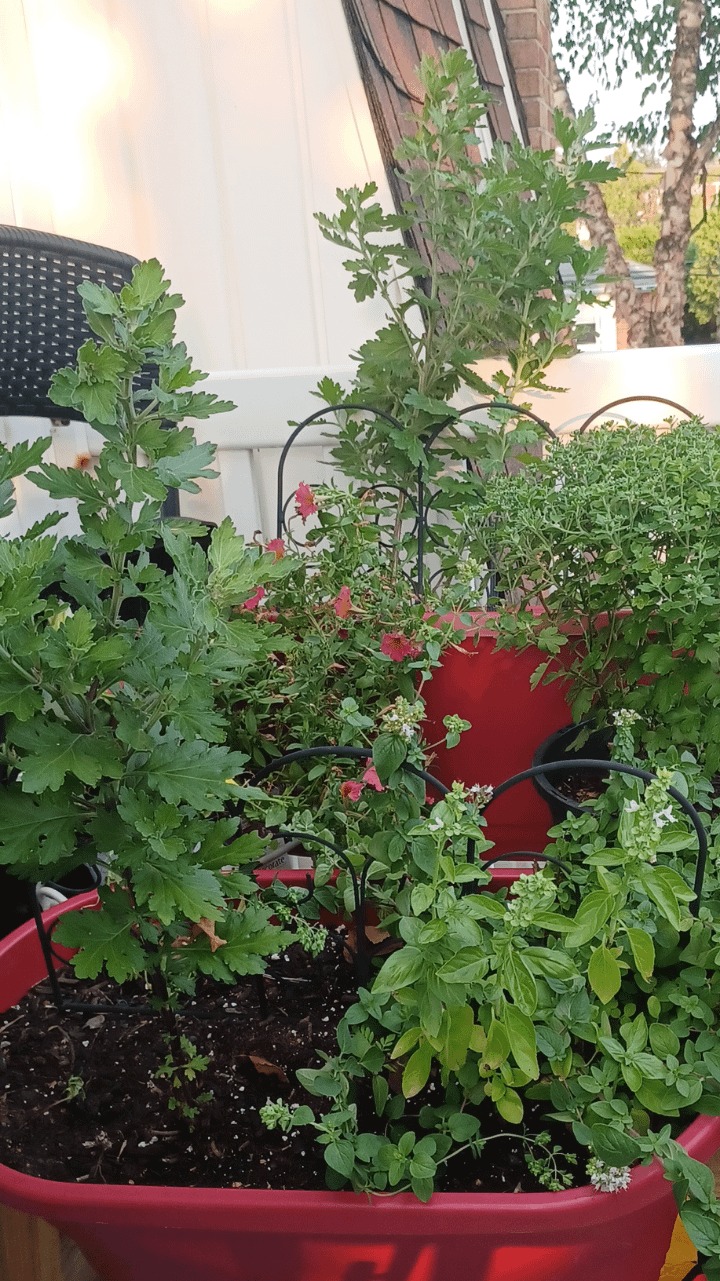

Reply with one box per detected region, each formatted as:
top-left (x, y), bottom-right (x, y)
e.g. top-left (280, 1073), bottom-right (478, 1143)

top-left (294, 482), bottom-right (318, 523)
top-left (266, 538), bottom-right (285, 560)
top-left (380, 631), bottom-right (422, 662)
top-left (242, 586), bottom-right (266, 611)
top-left (362, 766), bottom-right (385, 793)
top-left (340, 779), bottom-right (365, 802)
top-left (332, 586), bottom-right (353, 619)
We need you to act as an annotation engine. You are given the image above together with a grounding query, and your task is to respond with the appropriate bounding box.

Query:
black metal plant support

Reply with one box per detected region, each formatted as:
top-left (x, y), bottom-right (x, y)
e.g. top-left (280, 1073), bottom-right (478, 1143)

top-left (275, 400), bottom-right (555, 596)
top-left (28, 750), bottom-right (708, 1015)
top-left (251, 744), bottom-right (460, 985)
top-left (483, 758), bottom-right (708, 912)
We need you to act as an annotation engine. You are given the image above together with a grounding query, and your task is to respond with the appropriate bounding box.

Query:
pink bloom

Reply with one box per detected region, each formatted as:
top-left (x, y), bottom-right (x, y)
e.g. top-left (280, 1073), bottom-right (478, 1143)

top-left (294, 482), bottom-right (318, 523)
top-left (362, 766), bottom-right (385, 793)
top-left (340, 779), bottom-right (365, 802)
top-left (242, 586), bottom-right (266, 611)
top-left (380, 631), bottom-right (422, 662)
top-left (266, 538), bottom-right (285, 560)
top-left (332, 586), bottom-right (353, 619)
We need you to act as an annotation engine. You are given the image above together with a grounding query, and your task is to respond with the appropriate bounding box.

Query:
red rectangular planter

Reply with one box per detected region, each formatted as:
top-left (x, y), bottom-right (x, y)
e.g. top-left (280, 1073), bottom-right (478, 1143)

top-left (0, 899), bottom-right (717, 1281)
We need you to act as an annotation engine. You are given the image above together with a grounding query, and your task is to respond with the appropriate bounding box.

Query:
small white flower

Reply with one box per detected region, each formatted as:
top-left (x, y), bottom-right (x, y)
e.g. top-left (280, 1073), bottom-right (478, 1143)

top-left (587, 1157), bottom-right (632, 1193)
top-left (653, 805), bottom-right (674, 829)
top-left (612, 709), bottom-right (641, 728)
top-left (624, 800), bottom-right (641, 814)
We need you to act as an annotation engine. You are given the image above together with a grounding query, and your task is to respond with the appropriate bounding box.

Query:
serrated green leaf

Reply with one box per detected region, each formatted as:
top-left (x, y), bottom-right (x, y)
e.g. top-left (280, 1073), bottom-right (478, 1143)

top-left (133, 861), bottom-right (226, 925)
top-left (10, 721), bottom-right (123, 793)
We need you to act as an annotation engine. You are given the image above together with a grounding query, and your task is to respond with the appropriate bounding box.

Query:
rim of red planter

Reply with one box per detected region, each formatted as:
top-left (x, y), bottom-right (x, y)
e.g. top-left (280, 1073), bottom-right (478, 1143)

top-left (0, 897), bottom-right (718, 1232)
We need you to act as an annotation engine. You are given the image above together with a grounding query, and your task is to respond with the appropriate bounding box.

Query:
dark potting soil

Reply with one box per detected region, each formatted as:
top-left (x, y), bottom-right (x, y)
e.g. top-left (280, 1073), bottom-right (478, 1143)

top-left (0, 928), bottom-right (583, 1195)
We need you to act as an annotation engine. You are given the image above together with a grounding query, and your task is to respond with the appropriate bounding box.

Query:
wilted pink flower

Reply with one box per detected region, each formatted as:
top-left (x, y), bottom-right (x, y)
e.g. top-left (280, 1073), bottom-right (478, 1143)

top-left (242, 586), bottom-right (266, 611)
top-left (380, 632), bottom-right (422, 662)
top-left (340, 779), bottom-right (365, 802)
top-left (362, 766), bottom-right (385, 793)
top-left (332, 586), bottom-right (353, 619)
top-left (295, 482), bottom-right (318, 522)
top-left (266, 538), bottom-right (285, 560)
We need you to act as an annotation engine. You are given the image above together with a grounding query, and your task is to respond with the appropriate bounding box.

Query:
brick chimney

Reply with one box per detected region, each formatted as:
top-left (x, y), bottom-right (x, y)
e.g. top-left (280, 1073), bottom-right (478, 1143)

top-left (495, 0), bottom-right (555, 150)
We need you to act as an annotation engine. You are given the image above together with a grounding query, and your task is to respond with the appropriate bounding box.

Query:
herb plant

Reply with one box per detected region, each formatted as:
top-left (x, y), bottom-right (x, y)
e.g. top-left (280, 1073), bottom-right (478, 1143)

top-left (267, 727), bottom-right (720, 1276)
top-left (471, 420), bottom-right (720, 773)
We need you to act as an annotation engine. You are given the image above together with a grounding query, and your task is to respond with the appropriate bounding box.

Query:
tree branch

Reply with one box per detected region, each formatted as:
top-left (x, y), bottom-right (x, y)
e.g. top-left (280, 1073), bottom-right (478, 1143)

top-left (696, 111), bottom-right (720, 171)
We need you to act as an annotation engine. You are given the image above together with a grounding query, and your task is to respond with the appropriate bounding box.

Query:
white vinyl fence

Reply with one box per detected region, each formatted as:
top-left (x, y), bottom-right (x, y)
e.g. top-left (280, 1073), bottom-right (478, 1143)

top-left (4, 344), bottom-right (718, 543)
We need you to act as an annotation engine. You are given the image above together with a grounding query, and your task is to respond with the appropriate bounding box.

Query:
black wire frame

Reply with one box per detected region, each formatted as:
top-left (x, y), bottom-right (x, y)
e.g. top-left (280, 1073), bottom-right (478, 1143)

top-left (29, 745), bottom-right (708, 1022)
top-left (484, 757), bottom-right (708, 914)
top-left (275, 400), bottom-right (555, 595)
top-left (577, 395), bottom-right (696, 434)
top-left (28, 744), bottom-right (462, 1006)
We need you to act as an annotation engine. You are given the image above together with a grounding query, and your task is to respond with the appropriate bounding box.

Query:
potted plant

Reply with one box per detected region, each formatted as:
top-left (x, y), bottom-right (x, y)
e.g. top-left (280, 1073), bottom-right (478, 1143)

top-left (303, 48), bottom-right (619, 848)
top-left (469, 420), bottom-right (720, 812)
top-left (2, 727), bottom-right (720, 1280)
top-left (2, 64), bottom-right (718, 1281)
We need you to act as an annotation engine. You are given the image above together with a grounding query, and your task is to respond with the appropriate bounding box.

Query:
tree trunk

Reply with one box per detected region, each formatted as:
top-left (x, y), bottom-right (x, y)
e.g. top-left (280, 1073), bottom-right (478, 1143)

top-left (552, 63), bottom-right (653, 346)
top-left (651, 0), bottom-right (705, 345)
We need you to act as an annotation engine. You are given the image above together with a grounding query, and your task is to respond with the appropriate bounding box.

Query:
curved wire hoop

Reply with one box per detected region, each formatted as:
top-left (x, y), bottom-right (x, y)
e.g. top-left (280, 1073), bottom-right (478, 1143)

top-left (486, 758), bottom-right (708, 913)
top-left (275, 399), bottom-right (554, 595)
top-left (578, 395), bottom-right (696, 434)
top-left (251, 744), bottom-right (456, 983)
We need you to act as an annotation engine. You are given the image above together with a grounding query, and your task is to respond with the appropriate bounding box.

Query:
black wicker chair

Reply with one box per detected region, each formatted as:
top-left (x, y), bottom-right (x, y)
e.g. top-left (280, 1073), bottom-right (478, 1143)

top-left (0, 223), bottom-right (178, 514)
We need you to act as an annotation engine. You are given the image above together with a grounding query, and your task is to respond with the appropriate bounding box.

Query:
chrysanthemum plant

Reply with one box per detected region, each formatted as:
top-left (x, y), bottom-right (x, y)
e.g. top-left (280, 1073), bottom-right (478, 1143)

top-left (0, 260), bottom-right (294, 994)
top-left (314, 49), bottom-right (617, 510)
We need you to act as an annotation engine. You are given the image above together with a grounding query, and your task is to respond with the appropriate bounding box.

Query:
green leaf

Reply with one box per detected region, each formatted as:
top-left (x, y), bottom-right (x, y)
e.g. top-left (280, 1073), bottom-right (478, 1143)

top-left (403, 1042), bottom-right (433, 1097)
top-left (680, 1204), bottom-right (720, 1257)
top-left (10, 721), bottom-right (123, 793)
top-left (143, 738), bottom-right (247, 810)
top-left (589, 1125), bottom-right (641, 1167)
top-left (0, 787), bottom-right (83, 871)
top-left (372, 733), bottom-right (407, 783)
top-left (501, 951), bottom-right (538, 1014)
top-left (625, 927), bottom-right (655, 980)
top-left (133, 862), bottom-right (226, 925)
top-left (587, 946), bottom-right (622, 1004)
top-left (443, 1005), bottom-right (474, 1071)
top-left (496, 1087), bottom-right (524, 1124)
top-left (566, 891), bottom-right (615, 947)
top-left (640, 865), bottom-right (694, 931)
top-left (648, 1024), bottom-right (680, 1059)
top-left (324, 1140), bottom-right (356, 1179)
top-left (504, 1004), bottom-right (539, 1079)
top-left (484, 1016), bottom-right (510, 1069)
top-left (54, 894), bottom-right (146, 983)
top-left (521, 946), bottom-right (576, 980)
top-left (372, 946), bottom-right (425, 994)
top-left (391, 1027), bottom-right (423, 1060)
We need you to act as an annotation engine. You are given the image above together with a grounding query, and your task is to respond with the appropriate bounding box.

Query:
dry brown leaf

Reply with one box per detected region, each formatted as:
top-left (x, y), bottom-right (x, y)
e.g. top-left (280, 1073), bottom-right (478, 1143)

top-left (194, 918), bottom-right (227, 953)
top-left (247, 1054), bottom-right (288, 1084)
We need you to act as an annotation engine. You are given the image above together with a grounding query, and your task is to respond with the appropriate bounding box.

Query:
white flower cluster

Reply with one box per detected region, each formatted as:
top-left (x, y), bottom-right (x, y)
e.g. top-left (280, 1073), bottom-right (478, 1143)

top-left (468, 783), bottom-right (494, 807)
top-left (587, 1157), bottom-right (632, 1194)
top-left (612, 709), bottom-right (641, 729)
top-left (381, 697), bottom-right (424, 741)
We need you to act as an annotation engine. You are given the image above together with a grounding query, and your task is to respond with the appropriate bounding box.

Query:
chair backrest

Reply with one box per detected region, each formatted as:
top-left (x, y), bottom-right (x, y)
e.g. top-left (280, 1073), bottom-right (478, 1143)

top-left (0, 224), bottom-right (139, 419)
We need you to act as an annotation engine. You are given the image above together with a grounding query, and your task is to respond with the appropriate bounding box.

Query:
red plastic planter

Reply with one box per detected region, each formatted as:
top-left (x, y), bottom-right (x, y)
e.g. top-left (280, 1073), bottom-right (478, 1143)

top-left (423, 613), bottom-right (575, 855)
top-left (1, 902), bottom-right (718, 1281)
